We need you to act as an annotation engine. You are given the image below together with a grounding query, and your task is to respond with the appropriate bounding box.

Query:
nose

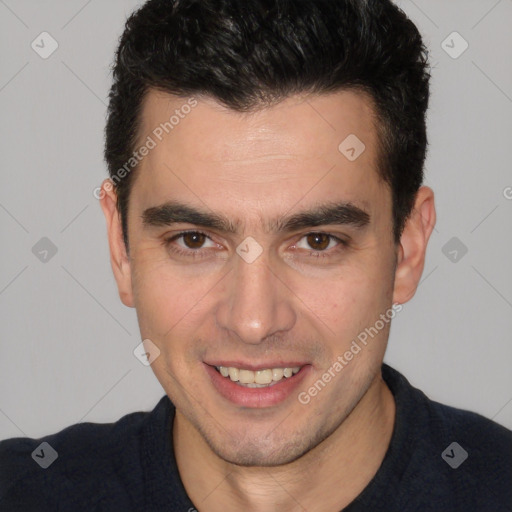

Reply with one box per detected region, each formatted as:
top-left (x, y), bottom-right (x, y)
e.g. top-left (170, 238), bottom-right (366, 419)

top-left (215, 248), bottom-right (296, 345)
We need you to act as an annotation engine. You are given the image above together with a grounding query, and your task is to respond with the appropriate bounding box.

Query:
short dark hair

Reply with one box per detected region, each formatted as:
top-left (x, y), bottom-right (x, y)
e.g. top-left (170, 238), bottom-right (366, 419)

top-left (105, 0), bottom-right (430, 249)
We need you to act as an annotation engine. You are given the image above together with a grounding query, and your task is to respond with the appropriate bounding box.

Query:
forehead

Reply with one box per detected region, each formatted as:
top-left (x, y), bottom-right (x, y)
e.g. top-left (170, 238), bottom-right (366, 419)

top-left (131, 88), bottom-right (386, 222)
top-left (139, 88), bottom-right (379, 160)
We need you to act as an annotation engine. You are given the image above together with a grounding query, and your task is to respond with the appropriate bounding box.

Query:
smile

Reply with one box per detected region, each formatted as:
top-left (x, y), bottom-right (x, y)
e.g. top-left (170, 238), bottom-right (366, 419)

top-left (215, 365), bottom-right (301, 387)
top-left (206, 363), bottom-right (310, 408)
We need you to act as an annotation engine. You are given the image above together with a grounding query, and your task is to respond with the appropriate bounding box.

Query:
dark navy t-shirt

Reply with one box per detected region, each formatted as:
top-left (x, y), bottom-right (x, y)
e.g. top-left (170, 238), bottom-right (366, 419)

top-left (1, 364), bottom-right (511, 511)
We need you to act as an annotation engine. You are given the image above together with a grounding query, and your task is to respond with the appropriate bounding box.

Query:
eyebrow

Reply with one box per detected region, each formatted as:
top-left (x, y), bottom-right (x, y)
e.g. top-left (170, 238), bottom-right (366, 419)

top-left (141, 200), bottom-right (371, 234)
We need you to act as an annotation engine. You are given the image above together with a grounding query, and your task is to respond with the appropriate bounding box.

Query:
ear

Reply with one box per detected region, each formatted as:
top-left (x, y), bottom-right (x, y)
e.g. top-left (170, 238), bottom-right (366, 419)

top-left (99, 179), bottom-right (134, 308)
top-left (392, 186), bottom-right (436, 304)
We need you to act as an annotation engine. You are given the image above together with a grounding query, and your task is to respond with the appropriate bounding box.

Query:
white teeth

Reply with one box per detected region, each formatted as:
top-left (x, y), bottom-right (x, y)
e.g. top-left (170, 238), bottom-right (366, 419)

top-left (272, 368), bottom-right (284, 381)
top-left (255, 369), bottom-right (273, 384)
top-left (216, 365), bottom-right (302, 386)
top-left (239, 369), bottom-right (254, 384)
top-left (228, 367), bottom-right (239, 382)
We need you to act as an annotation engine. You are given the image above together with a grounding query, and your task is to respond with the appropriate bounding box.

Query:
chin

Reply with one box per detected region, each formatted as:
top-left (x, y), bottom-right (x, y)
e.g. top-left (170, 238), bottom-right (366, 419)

top-left (213, 441), bottom-right (306, 467)
top-left (203, 422), bottom-right (332, 468)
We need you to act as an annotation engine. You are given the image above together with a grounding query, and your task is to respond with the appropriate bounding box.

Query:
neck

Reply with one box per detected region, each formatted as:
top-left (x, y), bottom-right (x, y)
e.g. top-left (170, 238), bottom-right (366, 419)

top-left (173, 372), bottom-right (395, 512)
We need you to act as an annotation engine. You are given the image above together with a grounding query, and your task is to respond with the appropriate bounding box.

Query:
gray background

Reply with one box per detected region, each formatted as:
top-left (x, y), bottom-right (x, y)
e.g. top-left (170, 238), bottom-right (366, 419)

top-left (1, 0), bottom-right (511, 441)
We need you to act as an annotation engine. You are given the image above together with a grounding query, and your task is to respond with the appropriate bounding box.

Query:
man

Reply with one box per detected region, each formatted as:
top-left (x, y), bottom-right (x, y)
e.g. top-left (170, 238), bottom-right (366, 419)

top-left (1, 0), bottom-right (511, 510)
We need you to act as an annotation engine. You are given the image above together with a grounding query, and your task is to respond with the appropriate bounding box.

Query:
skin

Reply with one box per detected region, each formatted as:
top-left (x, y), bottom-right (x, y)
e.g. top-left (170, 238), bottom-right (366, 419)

top-left (100, 89), bottom-right (436, 511)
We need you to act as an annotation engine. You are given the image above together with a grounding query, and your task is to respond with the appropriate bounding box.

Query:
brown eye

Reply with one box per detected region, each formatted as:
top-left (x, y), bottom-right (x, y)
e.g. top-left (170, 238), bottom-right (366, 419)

top-left (306, 233), bottom-right (331, 251)
top-left (165, 230), bottom-right (218, 260)
top-left (182, 232), bottom-right (206, 249)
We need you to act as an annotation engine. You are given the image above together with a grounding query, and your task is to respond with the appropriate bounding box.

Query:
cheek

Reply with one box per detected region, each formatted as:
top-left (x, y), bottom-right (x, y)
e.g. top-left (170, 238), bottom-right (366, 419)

top-left (294, 259), bottom-right (392, 343)
top-left (131, 254), bottom-right (186, 335)
top-left (128, 237), bottom-right (229, 359)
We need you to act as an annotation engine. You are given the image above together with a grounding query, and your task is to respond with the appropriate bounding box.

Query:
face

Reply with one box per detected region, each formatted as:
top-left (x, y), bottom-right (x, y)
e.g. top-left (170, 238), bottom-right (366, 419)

top-left (104, 89), bottom-right (404, 466)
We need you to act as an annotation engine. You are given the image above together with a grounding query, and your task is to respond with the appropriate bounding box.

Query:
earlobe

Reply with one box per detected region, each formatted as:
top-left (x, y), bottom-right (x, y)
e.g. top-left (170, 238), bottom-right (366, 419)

top-left (99, 179), bottom-right (135, 308)
top-left (392, 186), bottom-right (436, 305)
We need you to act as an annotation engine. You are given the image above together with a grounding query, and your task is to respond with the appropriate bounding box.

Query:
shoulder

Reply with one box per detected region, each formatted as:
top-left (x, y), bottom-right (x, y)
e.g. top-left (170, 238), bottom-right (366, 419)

top-left (412, 379), bottom-right (512, 474)
top-left (383, 364), bottom-right (512, 511)
top-left (0, 404), bottom-right (160, 511)
top-left (423, 394), bottom-right (512, 471)
top-left (416, 399), bottom-right (511, 510)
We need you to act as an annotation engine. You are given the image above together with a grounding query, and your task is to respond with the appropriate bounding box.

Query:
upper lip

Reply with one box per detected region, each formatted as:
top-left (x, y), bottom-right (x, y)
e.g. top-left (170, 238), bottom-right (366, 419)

top-left (206, 361), bottom-right (309, 371)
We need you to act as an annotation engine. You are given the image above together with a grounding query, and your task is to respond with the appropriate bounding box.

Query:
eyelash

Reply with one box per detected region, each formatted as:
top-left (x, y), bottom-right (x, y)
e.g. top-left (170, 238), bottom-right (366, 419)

top-left (163, 230), bottom-right (348, 260)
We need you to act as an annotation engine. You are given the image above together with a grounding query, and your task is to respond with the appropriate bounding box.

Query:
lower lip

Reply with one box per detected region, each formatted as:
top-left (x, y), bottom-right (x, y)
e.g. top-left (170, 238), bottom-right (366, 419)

top-left (205, 364), bottom-right (311, 408)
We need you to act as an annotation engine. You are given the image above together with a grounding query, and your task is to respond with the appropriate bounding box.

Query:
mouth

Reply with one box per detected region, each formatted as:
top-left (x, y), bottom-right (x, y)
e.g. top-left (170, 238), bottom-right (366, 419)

top-left (205, 362), bottom-right (310, 408)
top-left (214, 365), bottom-right (301, 387)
